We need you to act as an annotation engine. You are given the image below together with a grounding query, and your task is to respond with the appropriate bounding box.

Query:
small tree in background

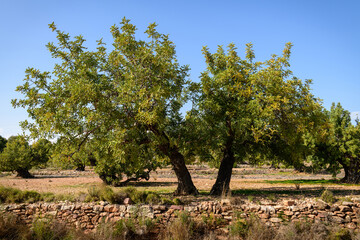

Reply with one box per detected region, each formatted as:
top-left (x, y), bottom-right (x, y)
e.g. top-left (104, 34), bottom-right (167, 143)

top-left (311, 103), bottom-right (360, 183)
top-left (0, 136), bottom-right (52, 178)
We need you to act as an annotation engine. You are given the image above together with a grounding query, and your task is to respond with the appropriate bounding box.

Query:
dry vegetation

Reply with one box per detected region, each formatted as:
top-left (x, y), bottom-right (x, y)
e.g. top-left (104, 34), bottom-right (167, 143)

top-left (2, 164), bottom-right (360, 239)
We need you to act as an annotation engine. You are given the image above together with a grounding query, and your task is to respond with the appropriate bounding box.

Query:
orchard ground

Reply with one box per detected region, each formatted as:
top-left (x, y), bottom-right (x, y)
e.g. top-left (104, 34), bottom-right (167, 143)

top-left (1, 165), bottom-right (359, 202)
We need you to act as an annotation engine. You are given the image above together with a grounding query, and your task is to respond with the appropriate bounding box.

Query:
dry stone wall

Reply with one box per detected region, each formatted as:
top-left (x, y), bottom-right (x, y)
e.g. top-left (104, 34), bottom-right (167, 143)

top-left (2, 198), bottom-right (360, 230)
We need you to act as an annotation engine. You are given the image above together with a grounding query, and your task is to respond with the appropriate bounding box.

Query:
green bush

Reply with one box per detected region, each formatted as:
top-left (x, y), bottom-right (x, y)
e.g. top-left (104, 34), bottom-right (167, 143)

top-left (321, 189), bottom-right (335, 204)
top-left (145, 192), bottom-right (161, 204)
top-left (31, 218), bottom-right (72, 240)
top-left (0, 186), bottom-right (41, 203)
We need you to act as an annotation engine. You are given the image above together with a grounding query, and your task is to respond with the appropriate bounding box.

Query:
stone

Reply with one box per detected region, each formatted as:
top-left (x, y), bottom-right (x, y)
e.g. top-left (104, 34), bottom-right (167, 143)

top-left (170, 205), bottom-right (184, 210)
top-left (283, 211), bottom-right (293, 216)
top-left (184, 206), bottom-right (195, 212)
top-left (93, 205), bottom-right (104, 212)
top-left (339, 206), bottom-right (351, 212)
top-left (330, 216), bottom-right (344, 223)
top-left (127, 205), bottom-right (138, 214)
top-left (221, 199), bottom-right (231, 206)
top-left (314, 200), bottom-right (329, 210)
top-left (342, 201), bottom-right (354, 206)
top-left (123, 198), bottom-right (132, 205)
top-left (259, 213), bottom-right (270, 219)
top-left (104, 205), bottom-right (114, 212)
top-left (345, 215), bottom-right (352, 223)
top-left (270, 217), bottom-right (283, 223)
top-left (284, 200), bottom-right (295, 206)
top-left (346, 222), bottom-right (357, 229)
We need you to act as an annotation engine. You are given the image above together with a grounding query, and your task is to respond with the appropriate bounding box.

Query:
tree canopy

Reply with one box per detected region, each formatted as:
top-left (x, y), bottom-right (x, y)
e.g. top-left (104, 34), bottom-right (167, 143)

top-left (310, 103), bottom-right (360, 183)
top-left (13, 18), bottom-right (198, 195)
top-left (191, 42), bottom-right (323, 195)
top-left (0, 136), bottom-right (51, 178)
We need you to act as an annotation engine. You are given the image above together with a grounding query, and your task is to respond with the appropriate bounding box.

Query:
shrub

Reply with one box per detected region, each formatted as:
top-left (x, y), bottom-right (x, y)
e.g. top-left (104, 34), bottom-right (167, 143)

top-left (145, 192), bottom-right (162, 204)
top-left (0, 214), bottom-right (28, 240)
top-left (0, 186), bottom-right (41, 203)
top-left (31, 218), bottom-right (73, 240)
top-left (321, 189), bottom-right (335, 204)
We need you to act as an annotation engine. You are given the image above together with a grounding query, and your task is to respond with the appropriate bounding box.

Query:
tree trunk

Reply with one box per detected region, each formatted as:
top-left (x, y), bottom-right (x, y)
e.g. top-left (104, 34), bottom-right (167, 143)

top-left (341, 161), bottom-right (360, 183)
top-left (210, 143), bottom-right (235, 196)
top-left (210, 117), bottom-right (235, 196)
top-left (149, 125), bottom-right (198, 195)
top-left (169, 147), bottom-right (199, 195)
top-left (16, 168), bottom-right (34, 178)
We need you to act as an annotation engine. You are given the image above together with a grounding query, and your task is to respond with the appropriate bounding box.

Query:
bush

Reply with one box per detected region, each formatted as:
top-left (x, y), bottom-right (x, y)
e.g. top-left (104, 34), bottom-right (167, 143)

top-left (0, 186), bottom-right (41, 203)
top-left (0, 214), bottom-right (28, 240)
top-left (31, 218), bottom-right (73, 240)
top-left (321, 189), bottom-right (335, 204)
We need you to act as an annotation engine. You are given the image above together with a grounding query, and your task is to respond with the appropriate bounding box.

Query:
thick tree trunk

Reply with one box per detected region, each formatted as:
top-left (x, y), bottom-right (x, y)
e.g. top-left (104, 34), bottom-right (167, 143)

top-left (210, 144), bottom-right (235, 196)
top-left (16, 168), bottom-right (34, 178)
top-left (149, 125), bottom-right (198, 195)
top-left (341, 163), bottom-right (360, 183)
top-left (169, 147), bottom-right (199, 195)
top-left (210, 118), bottom-right (235, 196)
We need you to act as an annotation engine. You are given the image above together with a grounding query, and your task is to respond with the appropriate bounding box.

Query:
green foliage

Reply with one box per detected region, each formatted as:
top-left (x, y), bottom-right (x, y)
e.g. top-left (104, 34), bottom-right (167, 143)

top-left (190, 42), bottom-right (323, 195)
top-left (31, 218), bottom-right (73, 240)
top-left (310, 103), bottom-right (360, 183)
top-left (145, 192), bottom-right (162, 204)
top-left (13, 18), bottom-right (196, 193)
top-left (320, 189), bottom-right (335, 204)
top-left (0, 135), bottom-right (7, 153)
top-left (85, 185), bottom-right (127, 204)
top-left (0, 135), bottom-right (33, 177)
top-left (0, 136), bottom-right (52, 177)
top-left (0, 185), bottom-right (79, 203)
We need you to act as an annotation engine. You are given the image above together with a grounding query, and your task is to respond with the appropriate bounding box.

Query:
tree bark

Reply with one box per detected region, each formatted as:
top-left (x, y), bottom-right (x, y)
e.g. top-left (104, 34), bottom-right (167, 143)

top-left (16, 168), bottom-right (34, 178)
top-left (168, 147), bottom-right (199, 195)
top-left (210, 117), bottom-right (235, 196)
top-left (340, 159), bottom-right (360, 183)
top-left (149, 125), bottom-right (198, 195)
top-left (210, 140), bottom-right (235, 196)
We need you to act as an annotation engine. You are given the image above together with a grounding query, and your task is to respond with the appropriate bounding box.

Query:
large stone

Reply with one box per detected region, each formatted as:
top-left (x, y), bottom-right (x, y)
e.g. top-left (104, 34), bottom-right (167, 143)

top-left (284, 211), bottom-right (293, 216)
top-left (314, 200), bottom-right (329, 210)
top-left (284, 200), bottom-right (295, 206)
top-left (104, 205), bottom-right (114, 212)
top-left (259, 213), bottom-right (270, 219)
top-left (123, 198), bottom-right (132, 205)
top-left (346, 222), bottom-right (357, 229)
top-left (342, 201), bottom-right (354, 206)
top-left (221, 199), bottom-right (231, 206)
top-left (330, 216), bottom-right (344, 223)
top-left (339, 206), bottom-right (351, 212)
top-left (170, 205), bottom-right (184, 210)
top-left (270, 217), bottom-right (283, 223)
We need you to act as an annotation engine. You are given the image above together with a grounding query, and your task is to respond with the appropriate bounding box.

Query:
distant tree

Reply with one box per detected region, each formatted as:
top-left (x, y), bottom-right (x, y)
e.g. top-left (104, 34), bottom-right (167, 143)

top-left (192, 43), bottom-right (323, 195)
top-left (0, 135), bottom-right (7, 153)
top-left (311, 103), bottom-right (360, 183)
top-left (13, 19), bottom-right (198, 195)
top-left (32, 138), bottom-right (52, 168)
top-left (0, 136), bottom-right (34, 178)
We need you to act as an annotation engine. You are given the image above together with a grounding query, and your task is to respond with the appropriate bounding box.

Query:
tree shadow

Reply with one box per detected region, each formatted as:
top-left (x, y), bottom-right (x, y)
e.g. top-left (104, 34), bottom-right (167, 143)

top-left (121, 181), bottom-right (178, 187)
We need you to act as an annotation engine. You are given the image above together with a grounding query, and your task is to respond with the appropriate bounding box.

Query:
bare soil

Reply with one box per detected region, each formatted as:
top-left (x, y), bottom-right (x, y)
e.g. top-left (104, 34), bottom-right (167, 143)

top-left (1, 164), bottom-right (360, 201)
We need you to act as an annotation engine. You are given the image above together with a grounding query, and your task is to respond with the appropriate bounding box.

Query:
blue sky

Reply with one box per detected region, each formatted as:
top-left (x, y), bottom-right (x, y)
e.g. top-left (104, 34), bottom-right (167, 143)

top-left (0, 0), bottom-right (359, 138)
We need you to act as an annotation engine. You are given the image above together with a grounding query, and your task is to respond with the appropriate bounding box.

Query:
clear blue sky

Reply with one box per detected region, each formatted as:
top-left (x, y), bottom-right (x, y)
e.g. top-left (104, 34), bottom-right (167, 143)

top-left (1, 0), bottom-right (359, 138)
